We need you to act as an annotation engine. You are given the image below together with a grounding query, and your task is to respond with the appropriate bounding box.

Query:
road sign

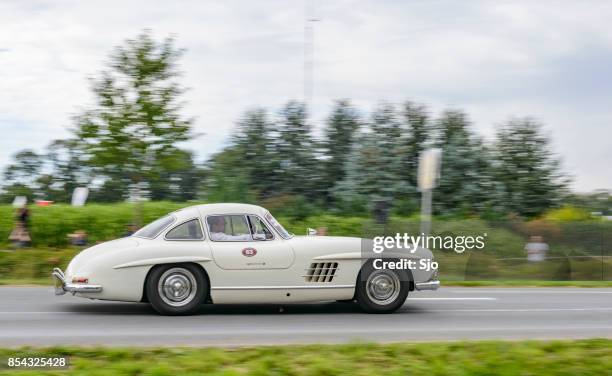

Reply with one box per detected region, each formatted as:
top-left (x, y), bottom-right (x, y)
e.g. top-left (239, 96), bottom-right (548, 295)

top-left (71, 187), bottom-right (89, 207)
top-left (418, 148), bottom-right (442, 236)
top-left (418, 148), bottom-right (442, 191)
top-left (12, 196), bottom-right (27, 208)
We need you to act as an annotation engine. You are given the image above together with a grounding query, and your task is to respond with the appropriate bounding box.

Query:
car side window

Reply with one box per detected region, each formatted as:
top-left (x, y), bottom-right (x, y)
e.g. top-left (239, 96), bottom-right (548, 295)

top-left (206, 215), bottom-right (252, 242)
top-left (247, 215), bottom-right (274, 240)
top-left (134, 215), bottom-right (175, 239)
top-left (165, 219), bottom-right (204, 240)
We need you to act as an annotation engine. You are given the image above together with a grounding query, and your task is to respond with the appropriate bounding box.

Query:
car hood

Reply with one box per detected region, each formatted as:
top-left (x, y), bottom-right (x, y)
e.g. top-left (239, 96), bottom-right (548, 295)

top-left (290, 235), bottom-right (362, 247)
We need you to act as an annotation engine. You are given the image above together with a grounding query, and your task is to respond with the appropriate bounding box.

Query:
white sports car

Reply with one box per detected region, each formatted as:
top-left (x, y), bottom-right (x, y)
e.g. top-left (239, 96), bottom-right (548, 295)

top-left (53, 203), bottom-right (439, 315)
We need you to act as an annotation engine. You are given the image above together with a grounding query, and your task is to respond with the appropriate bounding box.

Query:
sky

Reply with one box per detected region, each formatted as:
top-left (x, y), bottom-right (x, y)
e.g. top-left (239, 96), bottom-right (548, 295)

top-left (0, 0), bottom-right (610, 192)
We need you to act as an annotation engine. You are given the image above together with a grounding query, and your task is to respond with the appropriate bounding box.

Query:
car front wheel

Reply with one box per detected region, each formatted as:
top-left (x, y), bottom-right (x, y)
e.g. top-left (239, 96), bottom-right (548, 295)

top-left (147, 264), bottom-right (207, 315)
top-left (356, 262), bottom-right (409, 313)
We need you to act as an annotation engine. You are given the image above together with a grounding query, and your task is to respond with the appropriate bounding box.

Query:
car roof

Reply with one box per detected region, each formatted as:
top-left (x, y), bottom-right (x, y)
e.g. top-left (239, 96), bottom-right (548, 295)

top-left (190, 203), bottom-right (268, 217)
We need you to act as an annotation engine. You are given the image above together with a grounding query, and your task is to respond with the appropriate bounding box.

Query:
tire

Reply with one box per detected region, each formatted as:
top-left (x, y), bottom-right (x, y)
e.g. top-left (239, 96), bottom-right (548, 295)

top-left (146, 264), bottom-right (208, 315)
top-left (356, 260), bottom-right (409, 313)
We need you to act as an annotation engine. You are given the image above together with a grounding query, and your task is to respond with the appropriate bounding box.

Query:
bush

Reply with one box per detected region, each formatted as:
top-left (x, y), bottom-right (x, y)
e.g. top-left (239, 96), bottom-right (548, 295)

top-left (0, 202), bottom-right (189, 247)
top-left (0, 248), bottom-right (81, 281)
top-left (544, 206), bottom-right (592, 221)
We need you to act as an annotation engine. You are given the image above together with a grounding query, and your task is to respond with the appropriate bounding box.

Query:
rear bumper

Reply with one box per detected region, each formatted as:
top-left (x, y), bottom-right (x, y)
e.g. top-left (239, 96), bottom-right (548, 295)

top-left (52, 268), bottom-right (102, 295)
top-left (415, 279), bottom-right (440, 291)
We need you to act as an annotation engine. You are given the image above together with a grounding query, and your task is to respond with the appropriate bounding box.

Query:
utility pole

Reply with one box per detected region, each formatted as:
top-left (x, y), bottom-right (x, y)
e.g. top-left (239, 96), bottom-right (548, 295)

top-left (304, 0), bottom-right (319, 113)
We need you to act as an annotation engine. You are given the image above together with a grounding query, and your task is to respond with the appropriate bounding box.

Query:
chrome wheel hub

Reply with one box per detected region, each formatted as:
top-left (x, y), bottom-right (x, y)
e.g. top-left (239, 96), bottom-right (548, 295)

top-left (158, 268), bottom-right (197, 307)
top-left (366, 270), bottom-right (400, 305)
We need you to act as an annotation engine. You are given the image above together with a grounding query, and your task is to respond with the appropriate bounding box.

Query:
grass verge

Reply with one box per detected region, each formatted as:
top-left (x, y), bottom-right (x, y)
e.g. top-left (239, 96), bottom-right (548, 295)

top-left (441, 279), bottom-right (612, 287)
top-left (1, 247), bottom-right (610, 288)
top-left (0, 278), bottom-right (51, 286)
top-left (0, 339), bottom-right (610, 375)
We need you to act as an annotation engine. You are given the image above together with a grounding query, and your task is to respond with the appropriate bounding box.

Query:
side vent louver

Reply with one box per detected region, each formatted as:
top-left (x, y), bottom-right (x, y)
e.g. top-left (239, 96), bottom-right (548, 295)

top-left (304, 262), bottom-right (338, 282)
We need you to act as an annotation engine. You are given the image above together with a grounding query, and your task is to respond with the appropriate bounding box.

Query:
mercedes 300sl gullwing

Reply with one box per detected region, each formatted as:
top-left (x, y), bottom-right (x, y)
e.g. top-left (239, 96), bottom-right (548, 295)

top-left (53, 203), bottom-right (439, 315)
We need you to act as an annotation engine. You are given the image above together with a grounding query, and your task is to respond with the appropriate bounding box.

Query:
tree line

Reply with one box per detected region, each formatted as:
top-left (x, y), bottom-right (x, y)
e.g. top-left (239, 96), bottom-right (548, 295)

top-left (0, 32), bottom-right (570, 222)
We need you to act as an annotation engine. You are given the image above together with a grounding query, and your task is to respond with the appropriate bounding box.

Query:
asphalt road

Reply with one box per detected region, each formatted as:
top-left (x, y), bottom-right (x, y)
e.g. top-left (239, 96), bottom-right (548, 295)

top-left (1, 286), bottom-right (611, 346)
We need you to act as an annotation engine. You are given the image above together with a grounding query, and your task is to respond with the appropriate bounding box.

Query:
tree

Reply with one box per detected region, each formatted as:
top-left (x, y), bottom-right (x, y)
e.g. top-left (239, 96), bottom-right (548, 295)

top-left (433, 110), bottom-right (493, 216)
top-left (202, 146), bottom-right (255, 203)
top-left (1, 150), bottom-right (43, 202)
top-left (232, 109), bottom-right (279, 198)
top-left (274, 101), bottom-right (318, 198)
top-left (333, 103), bottom-right (406, 222)
top-left (148, 149), bottom-right (202, 201)
top-left (332, 137), bottom-right (368, 215)
top-left (492, 118), bottom-right (569, 217)
top-left (568, 190), bottom-right (611, 216)
top-left (3, 150), bottom-right (43, 186)
top-left (73, 31), bottom-right (194, 202)
top-left (365, 104), bottom-right (404, 223)
top-left (44, 139), bottom-right (91, 202)
top-left (394, 101), bottom-right (431, 214)
top-left (321, 100), bottom-right (361, 202)
top-left (400, 101), bottom-right (430, 186)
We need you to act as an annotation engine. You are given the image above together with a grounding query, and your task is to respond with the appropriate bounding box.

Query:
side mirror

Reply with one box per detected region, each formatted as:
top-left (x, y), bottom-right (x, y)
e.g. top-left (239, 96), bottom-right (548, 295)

top-left (253, 233), bottom-right (266, 241)
top-left (307, 228), bottom-right (318, 236)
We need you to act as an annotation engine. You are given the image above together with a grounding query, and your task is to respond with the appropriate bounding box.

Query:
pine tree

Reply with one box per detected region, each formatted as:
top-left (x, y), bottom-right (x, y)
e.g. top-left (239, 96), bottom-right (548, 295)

top-left (492, 118), bottom-right (569, 217)
top-left (395, 101), bottom-right (431, 214)
top-left (400, 101), bottom-right (430, 186)
top-left (332, 135), bottom-right (367, 215)
top-left (232, 108), bottom-right (279, 198)
top-left (321, 100), bottom-right (361, 201)
top-left (274, 101), bottom-right (319, 198)
top-left (433, 110), bottom-right (492, 216)
top-left (202, 146), bottom-right (255, 203)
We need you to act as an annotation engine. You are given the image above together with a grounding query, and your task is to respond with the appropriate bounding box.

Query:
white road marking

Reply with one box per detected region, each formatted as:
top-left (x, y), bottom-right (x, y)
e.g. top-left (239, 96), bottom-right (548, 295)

top-left (410, 297), bottom-right (497, 300)
top-left (426, 307), bottom-right (612, 312)
top-left (448, 289), bottom-right (612, 294)
top-left (0, 311), bottom-right (127, 314)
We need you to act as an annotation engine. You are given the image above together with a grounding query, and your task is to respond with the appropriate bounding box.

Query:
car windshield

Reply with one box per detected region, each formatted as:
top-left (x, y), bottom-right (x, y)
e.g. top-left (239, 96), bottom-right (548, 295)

top-left (264, 211), bottom-right (292, 239)
top-left (134, 215), bottom-right (175, 239)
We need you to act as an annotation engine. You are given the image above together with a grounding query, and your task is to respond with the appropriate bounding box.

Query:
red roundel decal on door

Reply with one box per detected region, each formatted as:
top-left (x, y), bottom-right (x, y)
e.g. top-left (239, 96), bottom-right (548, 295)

top-left (242, 247), bottom-right (257, 257)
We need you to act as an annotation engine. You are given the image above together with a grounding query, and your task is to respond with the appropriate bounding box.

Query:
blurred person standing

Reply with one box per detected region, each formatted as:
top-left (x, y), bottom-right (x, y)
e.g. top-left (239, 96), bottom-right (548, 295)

top-left (68, 230), bottom-right (88, 246)
top-left (8, 205), bottom-right (31, 248)
top-left (525, 235), bottom-right (548, 262)
top-left (122, 223), bottom-right (138, 237)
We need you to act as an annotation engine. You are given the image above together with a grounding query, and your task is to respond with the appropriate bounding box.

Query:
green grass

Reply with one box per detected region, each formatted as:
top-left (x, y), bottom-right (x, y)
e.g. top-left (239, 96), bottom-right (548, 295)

top-left (0, 248), bottom-right (81, 283)
top-left (0, 339), bottom-right (610, 375)
top-left (441, 279), bottom-right (612, 287)
top-left (0, 277), bottom-right (51, 286)
top-left (1, 247), bottom-right (610, 287)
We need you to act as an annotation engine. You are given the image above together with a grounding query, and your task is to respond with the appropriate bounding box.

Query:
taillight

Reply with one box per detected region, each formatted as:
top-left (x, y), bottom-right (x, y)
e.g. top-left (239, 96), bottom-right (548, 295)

top-left (72, 277), bottom-right (89, 284)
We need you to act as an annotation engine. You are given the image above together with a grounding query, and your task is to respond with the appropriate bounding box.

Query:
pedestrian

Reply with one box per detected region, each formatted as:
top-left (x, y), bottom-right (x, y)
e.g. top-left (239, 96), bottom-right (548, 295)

top-left (8, 204), bottom-right (31, 248)
top-left (525, 235), bottom-right (548, 262)
top-left (122, 223), bottom-right (137, 237)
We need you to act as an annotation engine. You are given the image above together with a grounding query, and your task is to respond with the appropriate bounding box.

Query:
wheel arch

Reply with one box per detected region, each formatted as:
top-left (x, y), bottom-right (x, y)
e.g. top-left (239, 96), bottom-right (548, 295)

top-left (355, 259), bottom-right (415, 297)
top-left (140, 262), bottom-right (211, 303)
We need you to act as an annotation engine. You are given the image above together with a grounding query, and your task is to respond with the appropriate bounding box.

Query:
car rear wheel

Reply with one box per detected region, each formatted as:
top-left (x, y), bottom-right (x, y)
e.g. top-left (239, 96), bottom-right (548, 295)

top-left (147, 264), bottom-right (207, 315)
top-left (356, 261), bottom-right (409, 313)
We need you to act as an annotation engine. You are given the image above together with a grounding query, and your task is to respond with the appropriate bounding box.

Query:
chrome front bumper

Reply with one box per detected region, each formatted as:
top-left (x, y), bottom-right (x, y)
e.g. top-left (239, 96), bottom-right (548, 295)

top-left (52, 268), bottom-right (102, 295)
top-left (415, 279), bottom-right (440, 291)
